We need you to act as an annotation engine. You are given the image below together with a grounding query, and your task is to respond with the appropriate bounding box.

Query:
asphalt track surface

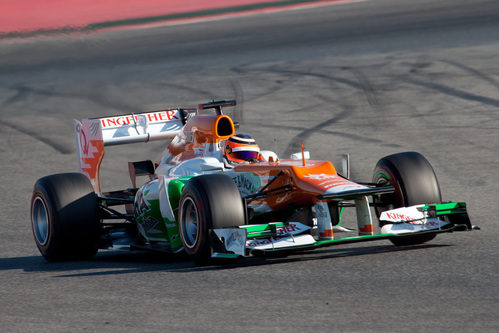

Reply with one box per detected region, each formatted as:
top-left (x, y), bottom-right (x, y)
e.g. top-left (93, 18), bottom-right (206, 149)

top-left (1, 0), bottom-right (498, 331)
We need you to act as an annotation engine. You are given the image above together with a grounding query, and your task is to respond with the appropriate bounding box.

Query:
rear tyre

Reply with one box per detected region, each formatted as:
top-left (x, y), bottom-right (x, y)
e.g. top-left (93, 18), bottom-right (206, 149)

top-left (31, 173), bottom-right (100, 261)
top-left (178, 174), bottom-right (245, 265)
top-left (372, 152), bottom-right (441, 246)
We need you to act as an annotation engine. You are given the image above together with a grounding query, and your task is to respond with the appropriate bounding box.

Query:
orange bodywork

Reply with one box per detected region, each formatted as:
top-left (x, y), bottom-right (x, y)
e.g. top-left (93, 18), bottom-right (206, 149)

top-left (167, 114), bottom-right (235, 160)
top-left (184, 114), bottom-right (235, 144)
top-left (80, 139), bottom-right (105, 192)
top-left (75, 119), bottom-right (105, 192)
top-left (235, 160), bottom-right (361, 210)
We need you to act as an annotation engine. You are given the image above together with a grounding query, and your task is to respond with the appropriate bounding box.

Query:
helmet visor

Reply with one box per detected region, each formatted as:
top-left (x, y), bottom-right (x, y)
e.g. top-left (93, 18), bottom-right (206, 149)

top-left (229, 150), bottom-right (260, 162)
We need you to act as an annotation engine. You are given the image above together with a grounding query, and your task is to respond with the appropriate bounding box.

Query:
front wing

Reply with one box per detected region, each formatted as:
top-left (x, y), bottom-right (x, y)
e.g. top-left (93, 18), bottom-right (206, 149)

top-left (210, 202), bottom-right (474, 258)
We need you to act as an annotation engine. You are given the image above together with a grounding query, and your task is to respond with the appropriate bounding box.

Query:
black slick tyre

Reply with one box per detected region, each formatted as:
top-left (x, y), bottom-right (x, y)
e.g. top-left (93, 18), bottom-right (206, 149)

top-left (372, 152), bottom-right (441, 246)
top-left (178, 174), bottom-right (245, 265)
top-left (30, 173), bottom-right (100, 261)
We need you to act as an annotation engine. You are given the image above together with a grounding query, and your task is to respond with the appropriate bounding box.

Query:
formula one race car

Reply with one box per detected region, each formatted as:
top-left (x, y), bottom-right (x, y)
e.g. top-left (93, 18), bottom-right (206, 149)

top-left (30, 100), bottom-right (476, 264)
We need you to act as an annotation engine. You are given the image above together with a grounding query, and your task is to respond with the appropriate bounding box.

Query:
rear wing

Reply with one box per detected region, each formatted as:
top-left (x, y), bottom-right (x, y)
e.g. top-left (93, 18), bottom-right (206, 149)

top-left (74, 108), bottom-right (195, 192)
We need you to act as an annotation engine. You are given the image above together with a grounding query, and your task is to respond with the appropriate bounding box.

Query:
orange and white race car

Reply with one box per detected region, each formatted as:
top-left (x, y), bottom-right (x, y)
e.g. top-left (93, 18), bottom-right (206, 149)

top-left (30, 100), bottom-right (476, 264)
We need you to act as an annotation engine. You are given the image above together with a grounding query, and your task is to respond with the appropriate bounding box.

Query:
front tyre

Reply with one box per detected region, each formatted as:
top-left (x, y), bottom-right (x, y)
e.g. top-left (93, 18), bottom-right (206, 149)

top-left (178, 174), bottom-right (245, 265)
top-left (31, 173), bottom-right (100, 261)
top-left (372, 152), bottom-right (441, 246)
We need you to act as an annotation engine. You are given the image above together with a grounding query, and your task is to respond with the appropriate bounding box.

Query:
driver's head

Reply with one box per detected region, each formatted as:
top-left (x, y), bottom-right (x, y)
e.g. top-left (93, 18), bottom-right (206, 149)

top-left (223, 134), bottom-right (261, 165)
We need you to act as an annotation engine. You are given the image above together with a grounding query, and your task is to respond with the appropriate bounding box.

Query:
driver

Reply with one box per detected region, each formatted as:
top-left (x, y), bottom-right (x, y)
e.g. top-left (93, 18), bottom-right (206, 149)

top-left (222, 134), bottom-right (264, 166)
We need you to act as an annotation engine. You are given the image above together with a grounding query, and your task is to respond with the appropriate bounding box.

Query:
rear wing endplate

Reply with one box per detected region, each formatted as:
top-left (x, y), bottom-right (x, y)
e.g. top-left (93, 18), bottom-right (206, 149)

top-left (74, 109), bottom-right (192, 192)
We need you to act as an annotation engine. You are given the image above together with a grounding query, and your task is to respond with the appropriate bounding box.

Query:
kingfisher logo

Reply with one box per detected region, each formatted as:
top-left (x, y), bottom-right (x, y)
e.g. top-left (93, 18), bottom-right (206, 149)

top-left (100, 110), bottom-right (179, 128)
top-left (384, 212), bottom-right (415, 222)
top-left (276, 223), bottom-right (302, 236)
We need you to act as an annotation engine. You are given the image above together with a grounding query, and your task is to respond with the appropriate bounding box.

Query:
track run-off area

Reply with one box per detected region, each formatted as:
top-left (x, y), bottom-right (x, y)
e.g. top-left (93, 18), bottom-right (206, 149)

top-left (0, 0), bottom-right (498, 331)
top-left (0, 0), bottom-right (354, 39)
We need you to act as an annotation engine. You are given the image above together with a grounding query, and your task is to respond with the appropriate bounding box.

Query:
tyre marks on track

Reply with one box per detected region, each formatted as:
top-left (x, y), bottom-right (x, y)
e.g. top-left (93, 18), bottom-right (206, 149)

top-left (3, 84), bottom-right (139, 114)
top-left (236, 64), bottom-right (394, 156)
top-left (400, 57), bottom-right (499, 110)
top-left (230, 79), bottom-right (245, 126)
top-left (0, 84), bottom-right (142, 154)
top-left (441, 59), bottom-right (499, 89)
top-left (350, 68), bottom-right (382, 111)
top-left (390, 56), bottom-right (499, 189)
top-left (405, 78), bottom-right (499, 108)
top-left (0, 119), bottom-right (72, 154)
top-left (282, 108), bottom-right (351, 157)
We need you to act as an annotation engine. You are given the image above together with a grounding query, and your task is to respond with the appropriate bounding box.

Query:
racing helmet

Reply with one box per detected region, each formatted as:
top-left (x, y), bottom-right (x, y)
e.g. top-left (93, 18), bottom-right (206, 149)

top-left (223, 134), bottom-right (262, 165)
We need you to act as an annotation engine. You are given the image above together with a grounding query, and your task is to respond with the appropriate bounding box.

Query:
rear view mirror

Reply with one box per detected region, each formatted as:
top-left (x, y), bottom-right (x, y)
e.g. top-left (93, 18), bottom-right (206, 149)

top-left (290, 151), bottom-right (310, 160)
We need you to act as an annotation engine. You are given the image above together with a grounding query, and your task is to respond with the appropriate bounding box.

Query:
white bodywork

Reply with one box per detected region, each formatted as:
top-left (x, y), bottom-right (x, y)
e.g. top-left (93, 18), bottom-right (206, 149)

top-left (156, 156), bottom-right (226, 177)
top-left (74, 109), bottom-right (185, 192)
top-left (380, 205), bottom-right (449, 234)
top-left (213, 228), bottom-right (247, 256)
top-left (246, 234), bottom-right (316, 251)
top-left (97, 111), bottom-right (184, 146)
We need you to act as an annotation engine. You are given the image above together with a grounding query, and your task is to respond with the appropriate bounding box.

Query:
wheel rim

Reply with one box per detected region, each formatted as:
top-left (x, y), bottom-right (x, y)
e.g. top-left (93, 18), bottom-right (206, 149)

top-left (180, 197), bottom-right (199, 249)
top-left (32, 197), bottom-right (49, 246)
